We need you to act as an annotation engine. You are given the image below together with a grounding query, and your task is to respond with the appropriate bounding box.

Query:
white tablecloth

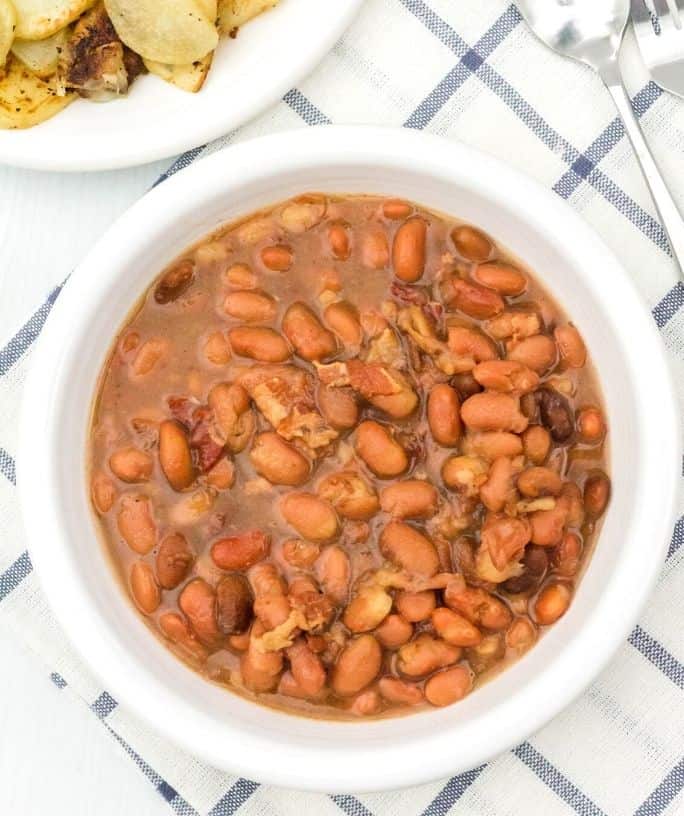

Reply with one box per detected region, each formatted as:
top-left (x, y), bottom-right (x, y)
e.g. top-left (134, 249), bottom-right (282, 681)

top-left (1, 1), bottom-right (684, 814)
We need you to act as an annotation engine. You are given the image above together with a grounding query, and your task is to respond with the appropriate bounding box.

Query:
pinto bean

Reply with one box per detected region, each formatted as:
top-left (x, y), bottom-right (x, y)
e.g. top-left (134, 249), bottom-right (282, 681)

top-left (461, 392), bottom-right (528, 433)
top-left (349, 689), bottom-right (382, 716)
top-left (131, 337), bottom-right (169, 376)
top-left (425, 666), bottom-right (471, 707)
top-left (534, 582), bottom-right (572, 625)
top-left (362, 230), bottom-right (390, 269)
top-left (228, 327), bottom-right (291, 362)
top-left (508, 335), bottom-right (557, 373)
top-left (316, 384), bottom-right (358, 430)
top-left (554, 324), bottom-right (586, 368)
top-left (431, 607), bottom-right (482, 647)
top-left (395, 590), bottom-right (436, 622)
top-left (529, 499), bottom-right (568, 547)
top-left (261, 244), bottom-right (293, 272)
top-left (355, 421), bottom-right (408, 478)
top-left (241, 622), bottom-right (283, 692)
top-left (502, 545), bottom-right (548, 595)
top-left (328, 223), bottom-right (351, 259)
top-left (397, 633), bottom-right (461, 678)
top-left (315, 545), bottom-right (350, 604)
top-left (250, 432), bottom-right (311, 486)
top-left (486, 309), bottom-right (541, 340)
top-left (204, 331), bottom-right (232, 365)
top-left (466, 632), bottom-right (505, 673)
top-left (343, 585), bottom-right (393, 632)
top-left (281, 493), bottom-right (339, 542)
top-left (92, 471), bottom-right (116, 513)
top-left (158, 612), bottom-right (208, 662)
top-left (154, 259), bottom-right (195, 303)
top-left (109, 447), bottom-right (153, 483)
top-left (331, 634), bottom-right (382, 696)
top-left (216, 574), bottom-right (253, 634)
top-left (249, 563), bottom-right (290, 630)
top-left (383, 199), bottom-right (412, 220)
top-left (379, 480), bottom-right (438, 520)
top-left (479, 457), bottom-right (518, 513)
top-left (472, 360), bottom-right (539, 394)
top-left (552, 532), bottom-right (583, 577)
top-left (472, 262), bottom-right (527, 296)
top-left (577, 407), bottom-right (606, 442)
top-left (282, 302), bottom-right (337, 361)
top-left (427, 384), bottom-right (462, 446)
top-left (447, 326), bottom-right (498, 363)
top-left (444, 585), bottom-right (512, 630)
top-left (156, 532), bottom-right (194, 589)
top-left (281, 538), bottom-right (321, 568)
top-left (441, 455), bottom-right (488, 496)
top-left (392, 217), bottom-right (427, 282)
top-left (178, 579), bottom-right (220, 645)
top-left (462, 431), bottom-right (524, 460)
top-left (522, 425), bottom-right (551, 464)
top-left (440, 277), bottom-right (505, 319)
top-left (287, 638), bottom-right (327, 697)
top-left (379, 522), bottom-right (440, 576)
top-left (224, 262), bottom-right (257, 289)
top-left (224, 290), bottom-right (277, 323)
top-left (378, 676), bottom-right (424, 706)
top-left (374, 614), bottom-right (413, 649)
top-left (451, 225), bottom-right (492, 261)
top-left (538, 388), bottom-right (574, 442)
top-left (130, 562), bottom-right (160, 614)
top-left (323, 301), bottom-right (362, 346)
top-left (117, 494), bottom-right (157, 554)
top-left (279, 197), bottom-right (326, 233)
top-left (211, 530), bottom-right (270, 571)
top-left (518, 467), bottom-right (563, 498)
top-left (506, 617), bottom-right (537, 653)
top-left (318, 472), bottom-right (379, 520)
top-left (158, 420), bottom-right (195, 491)
top-left (584, 471), bottom-right (610, 519)
top-left (208, 382), bottom-right (254, 453)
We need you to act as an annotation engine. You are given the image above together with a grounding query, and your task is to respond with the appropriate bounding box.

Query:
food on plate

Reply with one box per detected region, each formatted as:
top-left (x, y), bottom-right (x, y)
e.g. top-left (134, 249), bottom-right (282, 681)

top-left (0, 0), bottom-right (279, 128)
top-left (89, 194), bottom-right (610, 719)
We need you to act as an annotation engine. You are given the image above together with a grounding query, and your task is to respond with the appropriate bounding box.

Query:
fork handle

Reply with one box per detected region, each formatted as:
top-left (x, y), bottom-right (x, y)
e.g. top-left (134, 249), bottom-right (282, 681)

top-left (607, 82), bottom-right (684, 275)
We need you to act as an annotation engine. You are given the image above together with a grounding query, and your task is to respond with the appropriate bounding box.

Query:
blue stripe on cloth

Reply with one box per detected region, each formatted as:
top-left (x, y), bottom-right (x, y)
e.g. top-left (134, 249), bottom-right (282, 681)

top-left (0, 448), bottom-right (16, 484)
top-left (404, 4), bottom-right (520, 129)
top-left (634, 755), bottom-right (684, 816)
top-left (401, 0), bottom-right (670, 254)
top-left (50, 672), bottom-right (67, 689)
top-left (652, 281), bottom-right (684, 328)
top-left (513, 742), bottom-right (606, 816)
top-left (631, 81), bottom-right (663, 118)
top-left (330, 794), bottom-right (374, 816)
top-left (283, 88), bottom-right (332, 125)
top-left (91, 690), bottom-right (118, 719)
top-left (0, 550), bottom-right (32, 602)
top-left (668, 516), bottom-right (684, 559)
top-left (420, 765), bottom-right (487, 815)
top-left (628, 625), bottom-right (684, 689)
top-left (152, 145), bottom-right (207, 188)
top-left (0, 283), bottom-right (63, 377)
top-left (208, 778), bottom-right (260, 816)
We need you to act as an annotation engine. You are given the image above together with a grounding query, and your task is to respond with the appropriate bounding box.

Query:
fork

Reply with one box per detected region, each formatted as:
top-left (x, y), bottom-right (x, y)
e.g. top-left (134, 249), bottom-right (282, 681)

top-left (517, 0), bottom-right (684, 276)
top-left (632, 0), bottom-right (684, 99)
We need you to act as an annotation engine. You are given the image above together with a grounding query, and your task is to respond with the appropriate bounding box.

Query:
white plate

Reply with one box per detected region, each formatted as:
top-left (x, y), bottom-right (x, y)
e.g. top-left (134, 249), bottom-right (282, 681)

top-left (0, 0), bottom-right (364, 172)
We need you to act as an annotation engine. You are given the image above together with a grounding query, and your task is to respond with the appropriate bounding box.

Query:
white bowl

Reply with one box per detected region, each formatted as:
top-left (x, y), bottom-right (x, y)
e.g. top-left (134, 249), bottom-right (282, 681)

top-left (0, 0), bottom-right (364, 172)
top-left (18, 126), bottom-right (681, 792)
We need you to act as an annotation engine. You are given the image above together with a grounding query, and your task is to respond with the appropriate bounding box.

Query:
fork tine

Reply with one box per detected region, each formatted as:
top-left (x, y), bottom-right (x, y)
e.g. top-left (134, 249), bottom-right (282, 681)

top-left (653, 0), bottom-right (670, 18)
top-left (667, 0), bottom-right (683, 28)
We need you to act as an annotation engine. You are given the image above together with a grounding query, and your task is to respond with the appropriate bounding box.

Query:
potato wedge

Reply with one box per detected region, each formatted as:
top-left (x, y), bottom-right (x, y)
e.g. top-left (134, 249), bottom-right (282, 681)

top-left (104, 0), bottom-right (217, 65)
top-left (12, 0), bottom-right (94, 40)
top-left (11, 27), bottom-right (67, 78)
top-left (0, 54), bottom-right (73, 128)
top-left (0, 0), bottom-right (16, 68)
top-left (218, 0), bottom-right (278, 33)
top-left (144, 52), bottom-right (212, 93)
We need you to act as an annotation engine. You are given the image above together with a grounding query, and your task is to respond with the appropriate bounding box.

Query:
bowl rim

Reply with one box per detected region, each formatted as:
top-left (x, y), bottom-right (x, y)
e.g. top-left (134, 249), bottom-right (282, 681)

top-left (18, 125), bottom-right (681, 792)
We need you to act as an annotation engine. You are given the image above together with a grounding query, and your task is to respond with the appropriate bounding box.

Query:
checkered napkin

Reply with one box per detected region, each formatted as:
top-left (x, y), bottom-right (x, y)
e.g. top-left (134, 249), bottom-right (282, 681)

top-left (2, 1), bottom-right (684, 813)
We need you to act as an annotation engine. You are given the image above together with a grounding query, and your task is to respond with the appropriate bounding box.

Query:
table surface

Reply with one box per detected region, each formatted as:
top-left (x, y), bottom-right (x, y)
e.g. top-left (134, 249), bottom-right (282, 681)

top-left (0, 160), bottom-right (173, 816)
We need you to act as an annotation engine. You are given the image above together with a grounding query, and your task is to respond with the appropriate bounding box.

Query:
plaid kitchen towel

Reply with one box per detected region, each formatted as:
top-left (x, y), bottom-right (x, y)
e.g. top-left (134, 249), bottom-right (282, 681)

top-left (1, 0), bottom-right (684, 813)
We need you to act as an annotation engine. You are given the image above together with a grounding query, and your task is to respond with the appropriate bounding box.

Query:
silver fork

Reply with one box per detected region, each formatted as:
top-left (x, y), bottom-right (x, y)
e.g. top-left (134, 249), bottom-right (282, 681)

top-left (518, 0), bottom-right (684, 275)
top-left (632, 0), bottom-right (684, 98)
